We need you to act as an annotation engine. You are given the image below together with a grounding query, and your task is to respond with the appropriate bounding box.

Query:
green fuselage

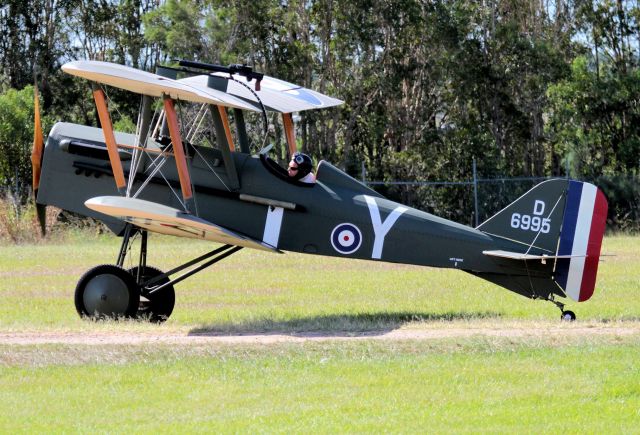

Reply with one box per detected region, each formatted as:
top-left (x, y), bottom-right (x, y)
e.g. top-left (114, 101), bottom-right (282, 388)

top-left (38, 122), bottom-right (560, 300)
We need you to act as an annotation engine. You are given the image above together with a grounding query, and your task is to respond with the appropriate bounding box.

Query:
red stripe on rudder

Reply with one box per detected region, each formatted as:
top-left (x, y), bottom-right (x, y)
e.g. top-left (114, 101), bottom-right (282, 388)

top-left (579, 190), bottom-right (608, 301)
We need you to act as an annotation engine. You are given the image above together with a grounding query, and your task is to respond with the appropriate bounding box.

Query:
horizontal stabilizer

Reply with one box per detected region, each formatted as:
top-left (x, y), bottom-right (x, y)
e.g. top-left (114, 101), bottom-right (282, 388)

top-left (483, 250), bottom-right (578, 261)
top-left (85, 196), bottom-right (280, 253)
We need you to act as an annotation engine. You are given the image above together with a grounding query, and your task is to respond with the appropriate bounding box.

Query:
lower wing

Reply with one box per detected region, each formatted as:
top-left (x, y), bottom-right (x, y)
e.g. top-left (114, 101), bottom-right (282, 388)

top-left (85, 196), bottom-right (280, 253)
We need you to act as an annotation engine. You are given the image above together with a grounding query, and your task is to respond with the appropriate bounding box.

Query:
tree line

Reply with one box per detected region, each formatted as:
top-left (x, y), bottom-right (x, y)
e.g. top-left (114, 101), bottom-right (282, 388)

top-left (0, 0), bottom-right (638, 228)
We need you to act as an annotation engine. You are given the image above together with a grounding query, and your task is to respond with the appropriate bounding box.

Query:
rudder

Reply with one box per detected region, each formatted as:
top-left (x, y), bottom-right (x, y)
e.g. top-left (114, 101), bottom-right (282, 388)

top-left (554, 181), bottom-right (608, 302)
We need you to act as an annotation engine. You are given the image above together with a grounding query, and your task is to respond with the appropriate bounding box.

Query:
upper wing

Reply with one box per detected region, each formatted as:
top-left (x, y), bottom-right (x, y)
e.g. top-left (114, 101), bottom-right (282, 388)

top-left (85, 196), bottom-right (280, 253)
top-left (179, 73), bottom-right (344, 113)
top-left (62, 60), bottom-right (259, 111)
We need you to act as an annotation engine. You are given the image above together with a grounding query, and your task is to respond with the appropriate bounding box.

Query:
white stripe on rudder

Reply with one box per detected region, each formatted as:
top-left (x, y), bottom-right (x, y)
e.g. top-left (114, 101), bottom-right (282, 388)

top-left (566, 183), bottom-right (596, 301)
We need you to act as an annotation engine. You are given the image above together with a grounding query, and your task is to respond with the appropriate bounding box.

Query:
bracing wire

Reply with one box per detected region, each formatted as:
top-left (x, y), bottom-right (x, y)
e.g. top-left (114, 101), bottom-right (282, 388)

top-left (126, 95), bottom-right (145, 197)
top-left (226, 75), bottom-right (269, 148)
top-left (186, 103), bottom-right (208, 142)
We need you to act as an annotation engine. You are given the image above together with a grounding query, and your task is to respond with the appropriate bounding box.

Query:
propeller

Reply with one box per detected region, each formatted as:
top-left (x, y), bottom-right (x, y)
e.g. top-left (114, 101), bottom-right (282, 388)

top-left (31, 78), bottom-right (47, 235)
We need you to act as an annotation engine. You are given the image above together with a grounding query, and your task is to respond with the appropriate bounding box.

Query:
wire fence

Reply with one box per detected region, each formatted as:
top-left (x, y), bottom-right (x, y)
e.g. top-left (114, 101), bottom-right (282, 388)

top-left (360, 159), bottom-right (561, 226)
top-left (364, 176), bottom-right (555, 227)
top-left (362, 164), bottom-right (639, 230)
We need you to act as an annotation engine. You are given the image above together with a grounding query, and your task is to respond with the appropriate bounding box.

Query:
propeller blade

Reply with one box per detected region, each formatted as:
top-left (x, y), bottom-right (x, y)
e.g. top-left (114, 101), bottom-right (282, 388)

top-left (32, 80), bottom-right (46, 236)
top-left (31, 82), bottom-right (44, 196)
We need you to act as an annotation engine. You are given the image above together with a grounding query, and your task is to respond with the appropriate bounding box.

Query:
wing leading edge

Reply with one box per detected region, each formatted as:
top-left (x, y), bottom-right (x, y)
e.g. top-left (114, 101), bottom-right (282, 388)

top-left (62, 60), bottom-right (259, 111)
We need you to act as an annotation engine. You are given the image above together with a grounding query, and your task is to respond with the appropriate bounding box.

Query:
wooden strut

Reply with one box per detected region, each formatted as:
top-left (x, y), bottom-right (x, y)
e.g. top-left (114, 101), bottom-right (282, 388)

top-left (217, 106), bottom-right (235, 152)
top-left (162, 95), bottom-right (193, 209)
top-left (282, 113), bottom-right (297, 156)
top-left (92, 86), bottom-right (127, 193)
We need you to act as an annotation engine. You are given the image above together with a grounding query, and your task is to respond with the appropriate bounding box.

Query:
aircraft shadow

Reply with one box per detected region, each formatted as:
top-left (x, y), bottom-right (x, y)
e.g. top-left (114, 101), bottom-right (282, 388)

top-left (188, 311), bottom-right (502, 338)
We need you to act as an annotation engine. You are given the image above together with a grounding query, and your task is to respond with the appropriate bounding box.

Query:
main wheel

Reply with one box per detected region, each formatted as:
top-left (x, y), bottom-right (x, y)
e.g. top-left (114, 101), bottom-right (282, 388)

top-left (128, 266), bottom-right (175, 323)
top-left (75, 265), bottom-right (140, 319)
top-left (561, 310), bottom-right (576, 322)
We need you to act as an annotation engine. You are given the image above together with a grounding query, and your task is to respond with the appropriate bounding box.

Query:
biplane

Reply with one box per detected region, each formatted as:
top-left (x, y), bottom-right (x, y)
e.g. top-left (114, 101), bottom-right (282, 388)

top-left (31, 60), bottom-right (607, 322)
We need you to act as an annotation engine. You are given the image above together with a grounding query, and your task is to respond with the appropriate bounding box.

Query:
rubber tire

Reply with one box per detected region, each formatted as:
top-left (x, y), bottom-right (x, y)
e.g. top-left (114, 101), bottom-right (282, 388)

top-left (75, 264), bottom-right (140, 319)
top-left (561, 310), bottom-right (576, 322)
top-left (128, 266), bottom-right (175, 323)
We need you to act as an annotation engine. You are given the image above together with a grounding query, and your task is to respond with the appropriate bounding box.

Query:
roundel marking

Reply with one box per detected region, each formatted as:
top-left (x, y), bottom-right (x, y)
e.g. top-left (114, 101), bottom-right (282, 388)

top-left (330, 223), bottom-right (362, 255)
top-left (284, 89), bottom-right (324, 107)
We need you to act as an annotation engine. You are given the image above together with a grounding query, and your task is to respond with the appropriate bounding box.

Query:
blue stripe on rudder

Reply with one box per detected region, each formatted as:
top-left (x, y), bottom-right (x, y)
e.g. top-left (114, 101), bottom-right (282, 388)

top-left (555, 181), bottom-right (583, 289)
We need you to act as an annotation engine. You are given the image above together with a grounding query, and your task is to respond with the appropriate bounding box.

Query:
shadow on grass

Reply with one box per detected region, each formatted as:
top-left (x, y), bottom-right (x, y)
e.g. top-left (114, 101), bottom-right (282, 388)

top-left (189, 311), bottom-right (502, 338)
top-left (595, 316), bottom-right (640, 323)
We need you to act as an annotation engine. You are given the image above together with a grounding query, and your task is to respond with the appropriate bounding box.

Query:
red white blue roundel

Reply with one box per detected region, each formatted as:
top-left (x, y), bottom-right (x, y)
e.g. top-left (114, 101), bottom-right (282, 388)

top-left (331, 223), bottom-right (362, 255)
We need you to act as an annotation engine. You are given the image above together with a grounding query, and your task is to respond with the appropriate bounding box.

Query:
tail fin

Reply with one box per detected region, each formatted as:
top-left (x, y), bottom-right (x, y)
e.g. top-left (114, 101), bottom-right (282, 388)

top-left (478, 179), bottom-right (608, 302)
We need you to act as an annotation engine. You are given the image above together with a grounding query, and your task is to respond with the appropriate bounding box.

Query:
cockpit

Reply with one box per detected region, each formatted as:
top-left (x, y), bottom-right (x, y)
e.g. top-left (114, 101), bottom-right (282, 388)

top-left (258, 144), bottom-right (316, 187)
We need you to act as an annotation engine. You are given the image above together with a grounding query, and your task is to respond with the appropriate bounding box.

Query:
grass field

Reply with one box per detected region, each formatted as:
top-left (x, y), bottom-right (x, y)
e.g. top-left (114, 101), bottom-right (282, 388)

top-left (0, 234), bottom-right (638, 431)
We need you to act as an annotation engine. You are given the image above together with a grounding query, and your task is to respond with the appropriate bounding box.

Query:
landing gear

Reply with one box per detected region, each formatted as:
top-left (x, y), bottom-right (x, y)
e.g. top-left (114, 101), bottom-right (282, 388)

top-left (75, 224), bottom-right (242, 322)
top-left (129, 266), bottom-right (175, 323)
top-left (548, 296), bottom-right (577, 322)
top-left (75, 264), bottom-right (140, 319)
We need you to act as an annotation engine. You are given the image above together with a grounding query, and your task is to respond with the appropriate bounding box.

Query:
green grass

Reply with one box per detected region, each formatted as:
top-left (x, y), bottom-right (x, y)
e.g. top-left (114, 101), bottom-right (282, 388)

top-left (0, 235), bottom-right (638, 431)
top-left (0, 234), bottom-right (636, 329)
top-left (0, 339), bottom-right (639, 432)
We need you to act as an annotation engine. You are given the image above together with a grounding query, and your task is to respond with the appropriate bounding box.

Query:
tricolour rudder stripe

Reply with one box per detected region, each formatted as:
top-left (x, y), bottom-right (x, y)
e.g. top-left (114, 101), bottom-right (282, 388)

top-left (554, 181), bottom-right (608, 302)
top-left (579, 188), bottom-right (608, 301)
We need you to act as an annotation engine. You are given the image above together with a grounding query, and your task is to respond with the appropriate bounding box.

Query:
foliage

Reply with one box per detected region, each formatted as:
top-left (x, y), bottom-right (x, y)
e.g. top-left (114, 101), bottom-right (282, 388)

top-left (1, 0), bottom-right (639, 228)
top-left (0, 193), bottom-right (42, 244)
top-left (547, 56), bottom-right (640, 179)
top-left (596, 174), bottom-right (640, 231)
top-left (0, 86), bottom-right (44, 193)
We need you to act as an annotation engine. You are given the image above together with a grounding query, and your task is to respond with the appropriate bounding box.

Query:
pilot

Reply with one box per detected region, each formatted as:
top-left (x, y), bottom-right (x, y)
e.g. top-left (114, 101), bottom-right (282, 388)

top-left (287, 152), bottom-right (316, 184)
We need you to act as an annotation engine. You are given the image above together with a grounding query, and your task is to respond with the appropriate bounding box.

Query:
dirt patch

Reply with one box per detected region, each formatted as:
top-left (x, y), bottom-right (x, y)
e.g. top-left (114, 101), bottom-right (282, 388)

top-left (1, 322), bottom-right (639, 345)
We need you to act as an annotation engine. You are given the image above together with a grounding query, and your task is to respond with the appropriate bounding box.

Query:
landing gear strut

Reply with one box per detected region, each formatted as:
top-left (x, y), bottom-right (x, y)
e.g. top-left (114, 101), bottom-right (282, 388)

top-left (548, 296), bottom-right (576, 322)
top-left (74, 224), bottom-right (242, 322)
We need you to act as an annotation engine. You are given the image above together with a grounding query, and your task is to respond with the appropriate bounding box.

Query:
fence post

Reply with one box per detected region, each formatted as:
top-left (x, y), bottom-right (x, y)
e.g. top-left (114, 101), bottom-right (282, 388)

top-left (473, 157), bottom-right (479, 227)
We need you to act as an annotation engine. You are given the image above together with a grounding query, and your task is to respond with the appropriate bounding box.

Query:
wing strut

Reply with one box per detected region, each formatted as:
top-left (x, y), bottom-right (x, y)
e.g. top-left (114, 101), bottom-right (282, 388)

top-left (92, 84), bottom-right (127, 194)
top-left (233, 108), bottom-right (251, 153)
top-left (209, 105), bottom-right (240, 190)
top-left (217, 106), bottom-right (236, 152)
top-left (282, 113), bottom-right (297, 156)
top-left (162, 95), bottom-right (194, 211)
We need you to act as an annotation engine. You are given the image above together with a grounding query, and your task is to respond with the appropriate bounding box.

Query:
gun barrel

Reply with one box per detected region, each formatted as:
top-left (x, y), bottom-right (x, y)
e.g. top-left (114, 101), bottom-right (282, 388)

top-left (178, 60), bottom-right (230, 74)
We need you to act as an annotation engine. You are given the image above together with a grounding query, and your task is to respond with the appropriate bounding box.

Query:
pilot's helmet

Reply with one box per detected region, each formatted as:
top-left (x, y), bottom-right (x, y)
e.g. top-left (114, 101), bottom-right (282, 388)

top-left (290, 152), bottom-right (313, 180)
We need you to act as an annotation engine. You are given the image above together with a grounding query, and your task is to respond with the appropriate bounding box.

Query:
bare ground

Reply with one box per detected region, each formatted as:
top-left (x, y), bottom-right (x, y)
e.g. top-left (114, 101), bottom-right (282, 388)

top-left (1, 321), bottom-right (639, 345)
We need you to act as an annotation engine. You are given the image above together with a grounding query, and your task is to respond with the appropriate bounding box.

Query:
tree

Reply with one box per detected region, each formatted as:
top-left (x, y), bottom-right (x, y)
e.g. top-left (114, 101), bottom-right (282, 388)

top-left (0, 86), bottom-right (52, 196)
